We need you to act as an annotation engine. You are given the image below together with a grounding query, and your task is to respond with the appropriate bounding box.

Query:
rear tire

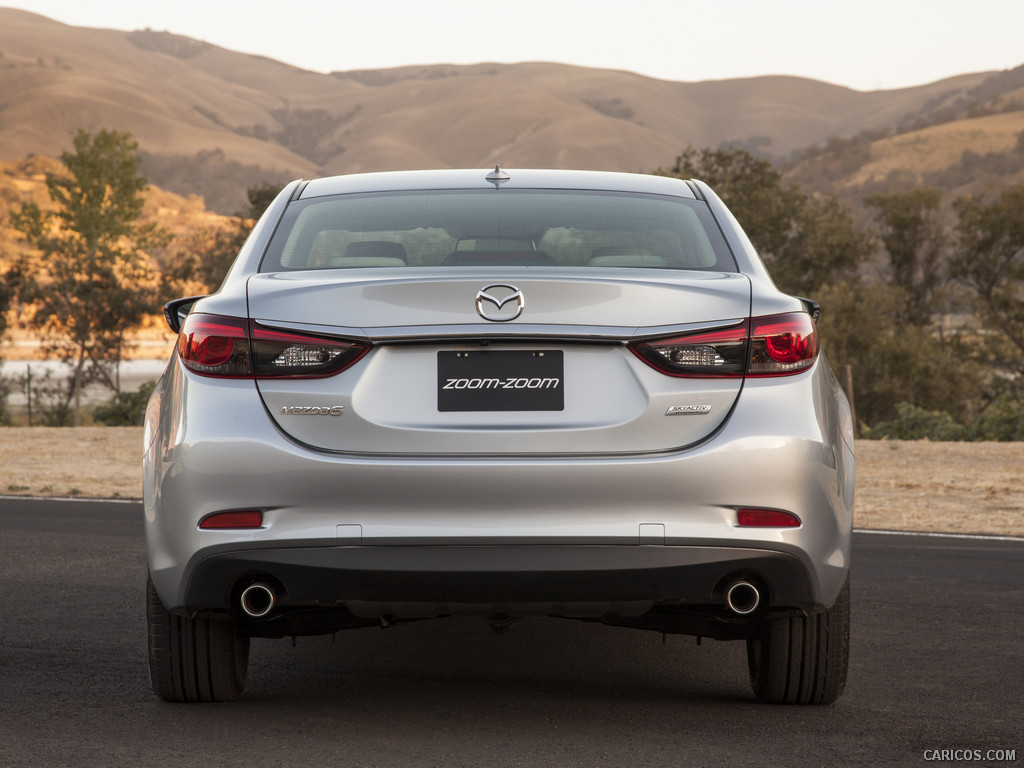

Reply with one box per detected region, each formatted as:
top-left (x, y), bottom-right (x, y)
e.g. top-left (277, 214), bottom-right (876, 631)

top-left (146, 576), bottom-right (249, 702)
top-left (746, 575), bottom-right (849, 704)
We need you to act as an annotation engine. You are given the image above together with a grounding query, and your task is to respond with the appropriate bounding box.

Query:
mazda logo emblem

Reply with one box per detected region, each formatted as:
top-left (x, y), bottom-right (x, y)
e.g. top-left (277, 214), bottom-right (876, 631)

top-left (475, 284), bottom-right (524, 322)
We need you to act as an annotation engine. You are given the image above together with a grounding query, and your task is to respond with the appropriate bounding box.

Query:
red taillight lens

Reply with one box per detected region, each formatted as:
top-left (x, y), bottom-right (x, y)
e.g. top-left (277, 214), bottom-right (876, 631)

top-left (250, 324), bottom-right (370, 379)
top-left (630, 312), bottom-right (818, 378)
top-left (178, 315), bottom-right (251, 377)
top-left (629, 323), bottom-right (748, 377)
top-left (199, 510), bottom-right (264, 529)
top-left (737, 508), bottom-right (801, 527)
top-left (748, 313), bottom-right (819, 376)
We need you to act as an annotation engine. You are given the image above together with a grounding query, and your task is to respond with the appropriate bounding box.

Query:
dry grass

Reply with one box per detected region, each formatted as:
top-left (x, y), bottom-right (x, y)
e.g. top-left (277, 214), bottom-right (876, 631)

top-left (0, 427), bottom-right (143, 499)
top-left (0, 429), bottom-right (1020, 537)
top-left (846, 111), bottom-right (1024, 188)
top-left (855, 440), bottom-right (1024, 537)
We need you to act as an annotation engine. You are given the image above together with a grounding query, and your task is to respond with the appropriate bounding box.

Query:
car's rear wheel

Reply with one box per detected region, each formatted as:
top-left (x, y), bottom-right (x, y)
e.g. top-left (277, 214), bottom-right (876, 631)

top-left (146, 576), bottom-right (249, 702)
top-left (746, 575), bottom-right (849, 704)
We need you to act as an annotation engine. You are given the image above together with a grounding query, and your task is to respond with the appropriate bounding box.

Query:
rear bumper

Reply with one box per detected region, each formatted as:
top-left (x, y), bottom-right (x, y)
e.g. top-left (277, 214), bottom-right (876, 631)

top-left (145, 354), bottom-right (854, 619)
top-left (184, 543), bottom-right (815, 615)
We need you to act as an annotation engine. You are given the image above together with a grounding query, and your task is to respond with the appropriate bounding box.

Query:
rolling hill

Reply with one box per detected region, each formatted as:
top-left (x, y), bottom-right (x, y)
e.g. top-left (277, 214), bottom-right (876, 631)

top-left (2, 7), bottom-right (1017, 212)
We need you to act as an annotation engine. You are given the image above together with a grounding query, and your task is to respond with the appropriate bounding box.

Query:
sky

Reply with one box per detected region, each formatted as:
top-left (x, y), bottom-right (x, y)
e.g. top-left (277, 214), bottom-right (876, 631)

top-left (5, 0), bottom-right (1024, 92)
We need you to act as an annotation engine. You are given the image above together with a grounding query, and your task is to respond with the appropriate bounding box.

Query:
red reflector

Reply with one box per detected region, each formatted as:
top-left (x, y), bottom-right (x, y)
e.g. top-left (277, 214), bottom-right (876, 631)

top-left (737, 508), bottom-right (801, 527)
top-left (199, 511), bottom-right (264, 530)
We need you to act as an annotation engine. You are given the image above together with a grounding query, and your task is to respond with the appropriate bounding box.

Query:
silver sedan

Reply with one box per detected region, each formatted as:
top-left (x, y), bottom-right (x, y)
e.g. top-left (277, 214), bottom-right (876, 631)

top-left (144, 168), bottom-right (854, 704)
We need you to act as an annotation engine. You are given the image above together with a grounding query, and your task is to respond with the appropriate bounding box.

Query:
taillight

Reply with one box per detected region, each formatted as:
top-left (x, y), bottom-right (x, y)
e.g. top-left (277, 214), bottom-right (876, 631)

top-left (250, 324), bottom-right (369, 378)
top-left (629, 323), bottom-right (748, 377)
top-left (178, 315), bottom-right (251, 377)
top-left (177, 314), bottom-right (370, 379)
top-left (630, 312), bottom-right (818, 378)
top-left (748, 312), bottom-right (819, 376)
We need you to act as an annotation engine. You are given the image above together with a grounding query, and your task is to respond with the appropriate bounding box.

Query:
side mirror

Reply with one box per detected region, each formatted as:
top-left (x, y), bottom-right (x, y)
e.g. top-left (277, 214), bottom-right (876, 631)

top-left (163, 295), bottom-right (208, 334)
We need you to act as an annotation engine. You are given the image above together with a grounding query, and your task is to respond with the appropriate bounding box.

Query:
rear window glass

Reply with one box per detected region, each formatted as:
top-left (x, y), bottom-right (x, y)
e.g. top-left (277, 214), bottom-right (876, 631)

top-left (260, 189), bottom-right (737, 272)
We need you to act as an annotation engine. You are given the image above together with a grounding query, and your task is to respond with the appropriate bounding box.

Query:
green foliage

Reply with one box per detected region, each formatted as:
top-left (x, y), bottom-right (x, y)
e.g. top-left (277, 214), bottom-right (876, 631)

top-left (165, 223), bottom-right (247, 294)
top-left (864, 396), bottom-right (1024, 441)
top-left (164, 181), bottom-right (283, 293)
top-left (814, 281), bottom-right (980, 427)
top-left (13, 369), bottom-right (75, 427)
top-left (658, 146), bottom-right (990, 433)
top-left (951, 184), bottom-right (1024, 374)
top-left (771, 192), bottom-right (871, 297)
top-left (966, 395), bottom-right (1024, 441)
top-left (0, 375), bottom-right (10, 426)
top-left (241, 181), bottom-right (281, 220)
top-left (863, 403), bottom-right (966, 441)
top-left (864, 187), bottom-right (946, 324)
top-left (8, 128), bottom-right (170, 425)
top-left (658, 145), bottom-right (796, 258)
top-left (657, 145), bottom-right (869, 297)
top-left (93, 380), bottom-right (156, 426)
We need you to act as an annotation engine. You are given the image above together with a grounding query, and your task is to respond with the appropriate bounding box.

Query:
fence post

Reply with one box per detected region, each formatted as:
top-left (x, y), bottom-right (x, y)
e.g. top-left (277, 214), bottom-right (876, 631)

top-left (26, 364), bottom-right (33, 428)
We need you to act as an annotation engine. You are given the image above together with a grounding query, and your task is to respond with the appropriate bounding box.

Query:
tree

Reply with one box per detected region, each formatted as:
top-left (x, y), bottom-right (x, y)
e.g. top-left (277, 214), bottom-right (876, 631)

top-left (771, 192), bottom-right (872, 297)
top-left (9, 128), bottom-right (170, 425)
top-left (814, 281), bottom-right (980, 426)
top-left (0, 278), bottom-right (9, 423)
top-left (864, 188), bottom-right (946, 324)
top-left (952, 184), bottom-right (1024, 376)
top-left (657, 145), bottom-right (869, 297)
top-left (240, 181), bottom-right (281, 220)
top-left (656, 146), bottom-right (982, 430)
top-left (658, 145), bottom-right (797, 258)
top-left (165, 225), bottom-right (245, 296)
top-left (165, 181), bottom-right (282, 294)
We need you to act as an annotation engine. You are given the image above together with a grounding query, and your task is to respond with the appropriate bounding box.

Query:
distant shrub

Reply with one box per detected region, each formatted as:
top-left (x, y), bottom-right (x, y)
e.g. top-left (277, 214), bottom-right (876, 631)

top-left (863, 397), bottom-right (1024, 441)
top-left (0, 370), bottom-right (10, 426)
top-left (94, 381), bottom-right (156, 427)
top-left (965, 395), bottom-right (1024, 441)
top-left (863, 403), bottom-right (967, 441)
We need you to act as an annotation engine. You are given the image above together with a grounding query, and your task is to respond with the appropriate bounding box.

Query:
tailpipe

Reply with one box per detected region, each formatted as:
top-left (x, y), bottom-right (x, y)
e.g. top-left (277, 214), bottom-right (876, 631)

top-left (239, 583), bottom-right (276, 618)
top-left (725, 580), bottom-right (761, 616)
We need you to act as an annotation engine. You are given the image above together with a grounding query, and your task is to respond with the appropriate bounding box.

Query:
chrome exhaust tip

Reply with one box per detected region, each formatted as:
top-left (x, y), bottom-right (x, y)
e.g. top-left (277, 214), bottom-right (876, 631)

top-left (240, 583), bottom-right (276, 618)
top-left (725, 581), bottom-right (761, 615)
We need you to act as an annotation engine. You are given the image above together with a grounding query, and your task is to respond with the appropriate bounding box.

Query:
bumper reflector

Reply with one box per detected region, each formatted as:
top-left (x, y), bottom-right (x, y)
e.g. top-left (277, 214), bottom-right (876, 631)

top-left (737, 508), bottom-right (801, 527)
top-left (199, 510), bottom-right (264, 530)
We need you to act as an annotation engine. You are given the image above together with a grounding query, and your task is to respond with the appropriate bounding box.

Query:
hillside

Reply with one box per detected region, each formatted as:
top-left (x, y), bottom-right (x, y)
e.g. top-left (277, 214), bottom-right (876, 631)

top-left (784, 61), bottom-right (1024, 207)
top-left (0, 155), bottom-right (230, 251)
top-left (0, 7), bottom-right (1008, 212)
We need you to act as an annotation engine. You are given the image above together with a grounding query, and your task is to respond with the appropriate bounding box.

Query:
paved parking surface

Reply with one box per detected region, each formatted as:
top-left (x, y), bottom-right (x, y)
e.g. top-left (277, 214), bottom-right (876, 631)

top-left (0, 499), bottom-right (1020, 767)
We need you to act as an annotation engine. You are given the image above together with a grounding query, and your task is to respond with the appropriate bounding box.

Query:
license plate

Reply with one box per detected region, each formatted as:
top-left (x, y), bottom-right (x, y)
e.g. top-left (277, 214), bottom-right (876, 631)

top-left (437, 351), bottom-right (564, 412)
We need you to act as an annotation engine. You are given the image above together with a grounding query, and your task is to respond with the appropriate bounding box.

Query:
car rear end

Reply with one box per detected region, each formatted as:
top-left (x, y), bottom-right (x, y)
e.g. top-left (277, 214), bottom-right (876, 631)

top-left (144, 169), bottom-right (853, 703)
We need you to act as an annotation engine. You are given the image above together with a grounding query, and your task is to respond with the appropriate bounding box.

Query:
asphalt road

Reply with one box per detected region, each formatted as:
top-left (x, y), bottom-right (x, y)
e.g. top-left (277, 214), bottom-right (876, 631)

top-left (0, 498), bottom-right (1021, 768)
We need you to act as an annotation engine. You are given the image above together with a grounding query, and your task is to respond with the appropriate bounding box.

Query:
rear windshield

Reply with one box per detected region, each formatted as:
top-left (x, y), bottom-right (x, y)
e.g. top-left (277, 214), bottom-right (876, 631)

top-left (260, 189), bottom-right (737, 272)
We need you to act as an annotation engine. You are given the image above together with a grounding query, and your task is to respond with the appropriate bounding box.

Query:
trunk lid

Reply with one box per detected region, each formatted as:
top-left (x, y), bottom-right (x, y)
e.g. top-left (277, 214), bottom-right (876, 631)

top-left (248, 270), bottom-right (750, 455)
